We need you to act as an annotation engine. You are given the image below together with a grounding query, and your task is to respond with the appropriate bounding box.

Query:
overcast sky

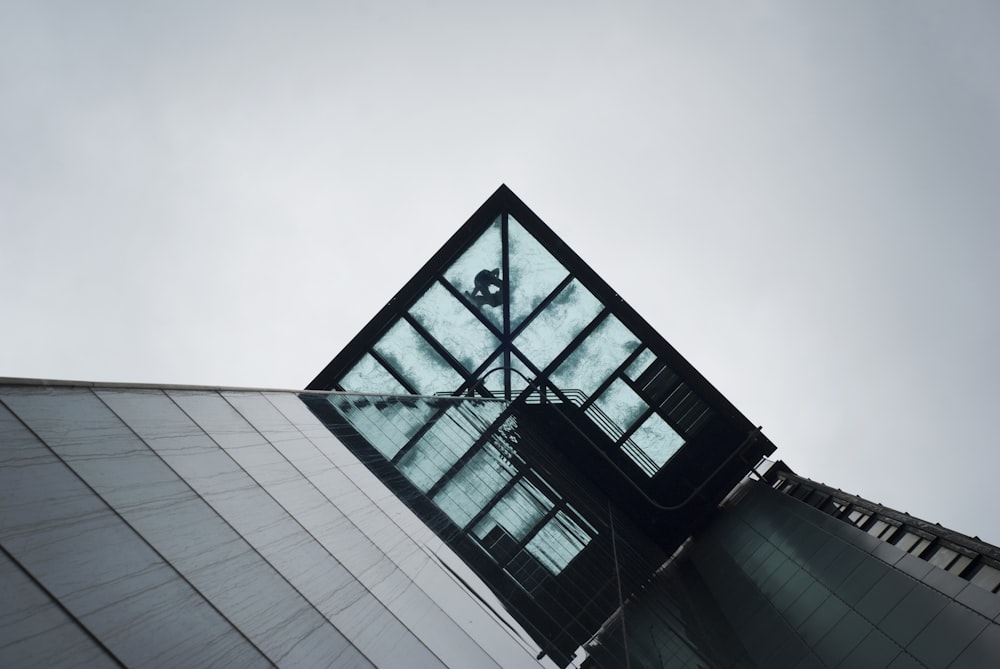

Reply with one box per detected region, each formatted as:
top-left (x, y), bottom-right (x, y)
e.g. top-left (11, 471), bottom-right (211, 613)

top-left (3, 2), bottom-right (999, 544)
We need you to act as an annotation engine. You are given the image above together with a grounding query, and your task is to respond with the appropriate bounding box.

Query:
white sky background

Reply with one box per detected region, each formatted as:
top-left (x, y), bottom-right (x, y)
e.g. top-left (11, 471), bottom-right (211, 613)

top-left (2, 2), bottom-right (999, 544)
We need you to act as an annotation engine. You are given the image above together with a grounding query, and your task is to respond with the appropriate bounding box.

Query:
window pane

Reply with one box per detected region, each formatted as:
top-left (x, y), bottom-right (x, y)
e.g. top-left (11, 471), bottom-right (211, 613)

top-left (508, 216), bottom-right (569, 329)
top-left (374, 319), bottom-right (464, 394)
top-left (397, 402), bottom-right (504, 492)
top-left (328, 393), bottom-right (437, 459)
top-left (443, 216), bottom-right (503, 330)
top-left (625, 348), bottom-right (656, 380)
top-left (473, 480), bottom-right (553, 546)
top-left (592, 378), bottom-right (648, 439)
top-left (551, 315), bottom-right (639, 396)
top-left (514, 279), bottom-right (602, 371)
top-left (339, 353), bottom-right (407, 394)
top-left (525, 511), bottom-right (591, 573)
top-left (434, 443), bottom-right (517, 527)
top-left (623, 412), bottom-right (685, 476)
top-left (409, 281), bottom-right (500, 373)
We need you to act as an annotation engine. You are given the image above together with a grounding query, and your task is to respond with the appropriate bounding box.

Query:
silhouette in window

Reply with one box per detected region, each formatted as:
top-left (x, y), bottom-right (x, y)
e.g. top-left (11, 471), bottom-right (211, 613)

top-left (466, 268), bottom-right (504, 308)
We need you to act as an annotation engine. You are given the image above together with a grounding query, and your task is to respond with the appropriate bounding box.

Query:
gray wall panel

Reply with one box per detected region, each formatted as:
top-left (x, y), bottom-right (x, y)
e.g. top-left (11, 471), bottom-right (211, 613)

top-left (164, 389), bottom-right (447, 669)
top-left (0, 549), bottom-right (119, 669)
top-left (224, 391), bottom-right (506, 669)
top-left (687, 482), bottom-right (1000, 669)
top-left (0, 396), bottom-right (272, 668)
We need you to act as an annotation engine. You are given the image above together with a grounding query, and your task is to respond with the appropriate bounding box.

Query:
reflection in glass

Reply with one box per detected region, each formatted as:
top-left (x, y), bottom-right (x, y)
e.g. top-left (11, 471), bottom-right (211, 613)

top-left (508, 216), bottom-right (569, 329)
top-left (473, 480), bottom-right (553, 546)
top-left (444, 216), bottom-right (503, 329)
top-left (329, 394), bottom-right (437, 459)
top-left (526, 511), bottom-right (591, 573)
top-left (340, 353), bottom-right (407, 394)
top-left (433, 443), bottom-right (517, 527)
top-left (624, 412), bottom-right (685, 476)
top-left (397, 402), bottom-right (504, 492)
top-left (551, 316), bottom-right (639, 396)
top-left (373, 320), bottom-right (464, 394)
top-left (514, 279), bottom-right (602, 371)
top-left (409, 282), bottom-right (500, 373)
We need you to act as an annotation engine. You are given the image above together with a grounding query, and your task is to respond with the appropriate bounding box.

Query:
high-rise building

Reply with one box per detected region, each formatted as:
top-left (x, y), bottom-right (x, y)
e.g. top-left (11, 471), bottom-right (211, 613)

top-left (3, 186), bottom-right (999, 667)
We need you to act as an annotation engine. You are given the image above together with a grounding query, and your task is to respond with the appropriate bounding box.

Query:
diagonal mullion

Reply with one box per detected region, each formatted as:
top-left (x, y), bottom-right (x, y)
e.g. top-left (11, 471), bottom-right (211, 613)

top-left (508, 273), bottom-right (575, 340)
top-left (389, 400), bottom-right (454, 466)
top-left (367, 349), bottom-right (420, 395)
top-left (502, 213), bottom-right (512, 400)
top-left (497, 500), bottom-right (562, 573)
top-left (454, 347), bottom-right (506, 397)
top-left (402, 313), bottom-right (475, 394)
top-left (437, 277), bottom-right (504, 340)
top-left (424, 402), bottom-right (522, 499)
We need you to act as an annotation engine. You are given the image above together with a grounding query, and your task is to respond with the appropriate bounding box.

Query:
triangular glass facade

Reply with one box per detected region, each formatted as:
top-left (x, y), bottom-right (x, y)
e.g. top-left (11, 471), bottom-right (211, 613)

top-left (308, 186), bottom-right (775, 665)
top-left (313, 193), bottom-right (729, 480)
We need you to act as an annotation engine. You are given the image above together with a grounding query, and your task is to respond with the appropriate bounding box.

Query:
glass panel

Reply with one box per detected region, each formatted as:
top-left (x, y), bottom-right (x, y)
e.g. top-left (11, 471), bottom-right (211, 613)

top-left (592, 378), bottom-right (648, 437)
top-left (443, 215), bottom-right (503, 329)
top-left (397, 402), bottom-right (504, 492)
top-left (91, 389), bottom-right (366, 668)
top-left (328, 393), bottom-right (437, 459)
top-left (624, 412), bottom-right (685, 476)
top-left (433, 442), bottom-right (517, 527)
top-left (525, 511), bottom-right (591, 573)
top-left (409, 281), bottom-right (500, 373)
top-left (625, 348), bottom-right (656, 380)
top-left (373, 319), bottom-right (464, 394)
top-left (508, 215), bottom-right (570, 329)
top-left (513, 279), bottom-right (602, 371)
top-left (204, 391), bottom-right (454, 669)
top-left (0, 549), bottom-right (120, 668)
top-left (339, 353), bottom-right (407, 394)
top-left (0, 396), bottom-right (271, 669)
top-left (473, 480), bottom-right (554, 546)
top-left (551, 315), bottom-right (639, 396)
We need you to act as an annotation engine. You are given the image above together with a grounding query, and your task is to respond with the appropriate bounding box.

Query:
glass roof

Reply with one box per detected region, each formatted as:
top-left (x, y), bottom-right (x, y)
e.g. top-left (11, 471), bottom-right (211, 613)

top-left (329, 208), bottom-right (715, 478)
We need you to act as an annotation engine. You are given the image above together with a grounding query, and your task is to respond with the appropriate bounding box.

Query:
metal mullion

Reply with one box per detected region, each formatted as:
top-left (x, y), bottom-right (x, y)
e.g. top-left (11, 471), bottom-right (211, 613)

top-left (508, 273), bottom-right (575, 340)
top-left (389, 401), bottom-right (453, 466)
top-left (505, 307), bottom-right (611, 406)
top-left (539, 308), bottom-right (611, 378)
top-left (616, 346), bottom-right (647, 383)
top-left (424, 402), bottom-right (521, 499)
top-left (582, 368), bottom-right (627, 411)
top-left (497, 501), bottom-right (563, 572)
top-left (462, 470), bottom-right (525, 534)
top-left (367, 349), bottom-right (420, 395)
top-left (436, 277), bottom-right (504, 340)
top-left (402, 313), bottom-right (474, 393)
top-left (504, 346), bottom-right (551, 402)
top-left (615, 404), bottom-right (657, 447)
top-left (455, 347), bottom-right (506, 397)
top-left (619, 372), bottom-right (688, 440)
top-left (526, 308), bottom-right (611, 408)
top-left (502, 213), bottom-right (512, 400)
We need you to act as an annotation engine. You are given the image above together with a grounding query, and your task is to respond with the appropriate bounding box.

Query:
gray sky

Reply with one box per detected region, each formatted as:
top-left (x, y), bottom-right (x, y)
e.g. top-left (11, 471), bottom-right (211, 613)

top-left (3, 1), bottom-right (999, 544)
